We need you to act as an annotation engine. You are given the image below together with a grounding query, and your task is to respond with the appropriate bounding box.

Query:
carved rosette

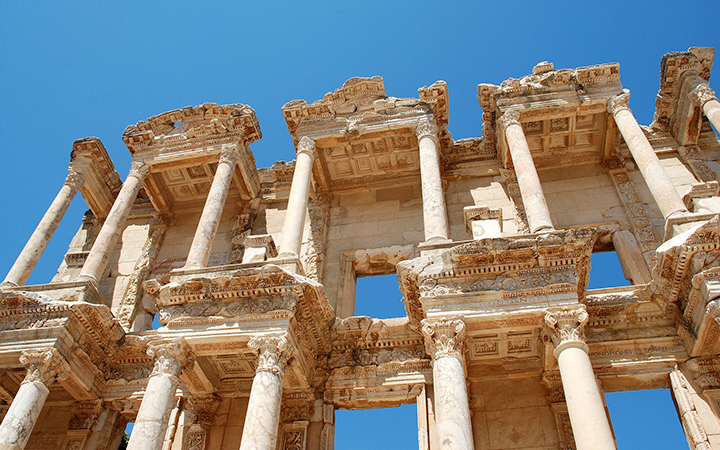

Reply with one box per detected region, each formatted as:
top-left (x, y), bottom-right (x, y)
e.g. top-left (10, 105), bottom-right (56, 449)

top-left (415, 117), bottom-right (438, 140)
top-left (497, 109), bottom-right (521, 134)
top-left (607, 90), bottom-right (631, 115)
top-left (248, 335), bottom-right (292, 376)
top-left (128, 160), bottom-right (150, 180)
top-left (297, 136), bottom-right (316, 158)
top-left (147, 340), bottom-right (193, 379)
top-left (420, 318), bottom-right (466, 361)
top-left (19, 348), bottom-right (69, 387)
top-left (65, 168), bottom-right (86, 191)
top-left (689, 83), bottom-right (718, 108)
top-left (219, 147), bottom-right (240, 166)
top-left (544, 307), bottom-right (589, 356)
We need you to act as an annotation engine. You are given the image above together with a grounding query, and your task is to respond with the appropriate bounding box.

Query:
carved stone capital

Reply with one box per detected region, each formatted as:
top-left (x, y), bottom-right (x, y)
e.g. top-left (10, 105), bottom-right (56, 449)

top-left (186, 395), bottom-right (220, 427)
top-left (497, 109), bottom-right (521, 136)
top-left (421, 318), bottom-right (466, 360)
top-left (415, 117), bottom-right (438, 140)
top-left (690, 83), bottom-right (718, 108)
top-left (128, 161), bottom-right (150, 180)
top-left (19, 348), bottom-right (69, 387)
top-left (69, 401), bottom-right (104, 430)
top-left (248, 334), bottom-right (292, 376)
top-left (607, 90), bottom-right (631, 115)
top-left (219, 147), bottom-right (239, 166)
top-left (297, 136), bottom-right (316, 158)
top-left (65, 168), bottom-right (86, 190)
top-left (544, 307), bottom-right (588, 356)
top-left (147, 339), bottom-right (193, 378)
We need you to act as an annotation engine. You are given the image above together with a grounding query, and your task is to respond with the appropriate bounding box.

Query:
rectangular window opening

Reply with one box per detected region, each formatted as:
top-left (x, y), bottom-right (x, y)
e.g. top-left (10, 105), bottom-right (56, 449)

top-left (335, 403), bottom-right (418, 450)
top-left (354, 273), bottom-right (406, 319)
top-left (588, 250), bottom-right (632, 290)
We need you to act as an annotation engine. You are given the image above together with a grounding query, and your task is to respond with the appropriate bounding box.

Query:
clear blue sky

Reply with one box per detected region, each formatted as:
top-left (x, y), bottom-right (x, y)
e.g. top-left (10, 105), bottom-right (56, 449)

top-left (1, 1), bottom-right (718, 448)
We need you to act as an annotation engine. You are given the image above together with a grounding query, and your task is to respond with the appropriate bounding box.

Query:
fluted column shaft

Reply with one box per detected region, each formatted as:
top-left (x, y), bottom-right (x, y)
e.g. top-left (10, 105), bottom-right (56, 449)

top-left (499, 111), bottom-right (554, 233)
top-left (78, 161), bottom-right (149, 285)
top-left (0, 349), bottom-right (68, 450)
top-left (184, 149), bottom-right (239, 269)
top-left (416, 118), bottom-right (450, 242)
top-left (239, 335), bottom-right (291, 450)
top-left (421, 319), bottom-right (473, 450)
top-left (545, 308), bottom-right (615, 450)
top-left (691, 83), bottom-right (720, 135)
top-left (127, 341), bottom-right (190, 450)
top-left (279, 137), bottom-right (315, 257)
top-left (609, 91), bottom-right (687, 219)
top-left (2, 169), bottom-right (84, 287)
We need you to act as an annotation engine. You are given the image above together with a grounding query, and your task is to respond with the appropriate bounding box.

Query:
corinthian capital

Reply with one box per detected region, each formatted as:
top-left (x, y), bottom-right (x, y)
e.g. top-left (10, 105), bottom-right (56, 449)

top-left (297, 136), bottom-right (316, 158)
top-left (65, 168), bottom-right (85, 190)
top-left (219, 147), bottom-right (240, 166)
top-left (147, 339), bottom-right (193, 378)
top-left (607, 90), bottom-right (631, 115)
top-left (497, 109), bottom-right (521, 134)
top-left (248, 334), bottom-right (292, 376)
top-left (415, 117), bottom-right (438, 139)
top-left (20, 348), bottom-right (69, 387)
top-left (421, 318), bottom-right (466, 360)
top-left (690, 83), bottom-right (718, 108)
top-left (544, 307), bottom-right (589, 355)
top-left (128, 160), bottom-right (150, 180)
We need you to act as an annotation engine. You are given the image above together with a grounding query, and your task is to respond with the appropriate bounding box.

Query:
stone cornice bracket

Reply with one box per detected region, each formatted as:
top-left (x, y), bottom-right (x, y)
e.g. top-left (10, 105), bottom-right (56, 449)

top-left (248, 334), bottom-right (292, 376)
top-left (219, 146), bottom-right (240, 166)
top-left (689, 83), bottom-right (718, 108)
top-left (128, 160), bottom-right (150, 180)
top-left (415, 117), bottom-right (438, 140)
top-left (420, 318), bottom-right (467, 360)
top-left (607, 90), bottom-right (631, 115)
top-left (147, 339), bottom-right (194, 379)
top-left (296, 136), bottom-right (316, 159)
top-left (497, 109), bottom-right (521, 134)
top-left (544, 307), bottom-right (589, 357)
top-left (19, 348), bottom-right (70, 387)
top-left (64, 168), bottom-right (86, 191)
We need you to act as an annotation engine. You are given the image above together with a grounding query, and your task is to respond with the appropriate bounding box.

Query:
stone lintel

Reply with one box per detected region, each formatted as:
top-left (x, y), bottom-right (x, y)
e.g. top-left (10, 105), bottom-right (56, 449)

top-left (71, 137), bottom-right (123, 221)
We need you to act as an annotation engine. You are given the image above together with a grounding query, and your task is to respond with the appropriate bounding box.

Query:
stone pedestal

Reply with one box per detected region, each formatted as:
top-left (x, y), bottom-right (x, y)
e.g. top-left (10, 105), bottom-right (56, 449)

top-left (608, 91), bottom-right (687, 220)
top-left (184, 149), bottom-right (238, 269)
top-left (239, 335), bottom-right (292, 450)
top-left (691, 84), bottom-right (720, 135)
top-left (2, 169), bottom-right (84, 287)
top-left (78, 161), bottom-right (149, 285)
top-left (499, 110), bottom-right (554, 233)
top-left (0, 349), bottom-right (68, 450)
top-left (127, 341), bottom-right (191, 450)
top-left (545, 308), bottom-right (615, 450)
top-left (416, 118), bottom-right (450, 243)
top-left (279, 137), bottom-right (315, 257)
top-left (421, 319), bottom-right (474, 450)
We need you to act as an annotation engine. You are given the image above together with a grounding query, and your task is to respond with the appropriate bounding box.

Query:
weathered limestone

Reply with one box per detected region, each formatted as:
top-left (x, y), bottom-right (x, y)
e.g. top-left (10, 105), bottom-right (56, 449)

top-left (77, 161), bottom-right (149, 285)
top-left (498, 110), bottom-right (554, 233)
top-left (0, 349), bottom-right (68, 450)
top-left (184, 148), bottom-right (239, 269)
top-left (127, 340), bottom-right (191, 450)
top-left (239, 335), bottom-right (292, 450)
top-left (612, 230), bottom-right (652, 284)
top-left (1, 169), bottom-right (84, 287)
top-left (545, 308), bottom-right (615, 450)
top-left (416, 117), bottom-right (450, 242)
top-left (279, 137), bottom-right (315, 257)
top-left (608, 91), bottom-right (688, 220)
top-left (421, 319), bottom-right (474, 450)
top-left (691, 83), bottom-right (720, 134)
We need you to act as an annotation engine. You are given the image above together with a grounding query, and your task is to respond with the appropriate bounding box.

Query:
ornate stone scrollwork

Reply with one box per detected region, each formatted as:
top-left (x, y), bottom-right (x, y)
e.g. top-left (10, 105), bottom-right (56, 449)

top-left (297, 136), bottom-right (316, 158)
top-left (19, 348), bottom-right (69, 387)
top-left (607, 90), bottom-right (631, 115)
top-left (128, 160), bottom-right (150, 179)
top-left (544, 307), bottom-right (589, 355)
top-left (65, 168), bottom-right (86, 190)
top-left (689, 83), bottom-right (718, 108)
top-left (420, 318), bottom-right (466, 360)
top-left (147, 339), bottom-right (193, 379)
top-left (248, 335), bottom-right (292, 376)
top-left (415, 117), bottom-right (438, 140)
top-left (497, 109), bottom-right (521, 133)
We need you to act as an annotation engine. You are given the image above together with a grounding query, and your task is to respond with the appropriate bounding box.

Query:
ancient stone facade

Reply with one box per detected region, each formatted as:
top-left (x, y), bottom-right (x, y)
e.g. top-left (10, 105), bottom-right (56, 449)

top-left (1, 47), bottom-right (720, 450)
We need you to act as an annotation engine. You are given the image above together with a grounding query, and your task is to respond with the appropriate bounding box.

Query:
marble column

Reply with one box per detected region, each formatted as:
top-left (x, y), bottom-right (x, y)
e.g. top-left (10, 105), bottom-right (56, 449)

top-left (690, 83), bottom-right (720, 135)
top-left (608, 91), bottom-right (687, 220)
top-left (78, 161), bottom-right (150, 285)
top-left (421, 319), bottom-right (474, 450)
top-left (127, 340), bottom-right (191, 450)
top-left (416, 117), bottom-right (450, 243)
top-left (279, 137), bottom-right (315, 257)
top-left (498, 110), bottom-right (555, 233)
top-left (239, 335), bottom-right (292, 450)
top-left (544, 308), bottom-right (615, 450)
top-left (2, 169), bottom-right (84, 287)
top-left (0, 348), bottom-right (68, 450)
top-left (184, 148), bottom-right (239, 269)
